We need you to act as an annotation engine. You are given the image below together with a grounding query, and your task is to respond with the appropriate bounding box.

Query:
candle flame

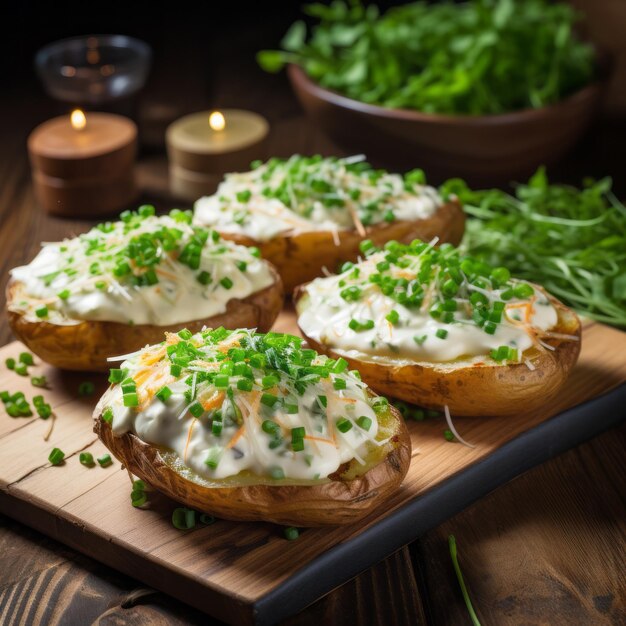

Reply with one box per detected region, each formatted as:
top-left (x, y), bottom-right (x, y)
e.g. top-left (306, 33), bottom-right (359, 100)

top-left (209, 111), bottom-right (226, 132)
top-left (71, 109), bottom-right (86, 131)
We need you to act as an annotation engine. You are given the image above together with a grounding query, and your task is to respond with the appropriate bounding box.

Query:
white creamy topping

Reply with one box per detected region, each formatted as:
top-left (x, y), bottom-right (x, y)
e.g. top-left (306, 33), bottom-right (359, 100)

top-left (99, 330), bottom-right (385, 482)
top-left (9, 213), bottom-right (274, 326)
top-left (194, 155), bottom-right (442, 241)
top-left (297, 251), bottom-right (559, 363)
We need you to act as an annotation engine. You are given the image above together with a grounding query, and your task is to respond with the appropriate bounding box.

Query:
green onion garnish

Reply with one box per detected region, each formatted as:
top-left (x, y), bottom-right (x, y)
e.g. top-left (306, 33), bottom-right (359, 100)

top-left (172, 507), bottom-right (196, 530)
top-left (97, 454), bottom-right (113, 467)
top-left (48, 448), bottom-right (65, 465)
top-left (79, 452), bottom-right (95, 467)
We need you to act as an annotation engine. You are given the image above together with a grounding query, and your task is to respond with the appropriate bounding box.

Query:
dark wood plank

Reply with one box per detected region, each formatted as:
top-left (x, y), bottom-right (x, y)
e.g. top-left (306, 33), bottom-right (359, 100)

top-left (415, 423), bottom-right (626, 626)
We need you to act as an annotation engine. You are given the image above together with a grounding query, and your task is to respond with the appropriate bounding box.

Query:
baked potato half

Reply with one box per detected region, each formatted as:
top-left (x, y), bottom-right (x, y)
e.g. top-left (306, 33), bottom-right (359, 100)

top-left (7, 207), bottom-right (283, 371)
top-left (194, 155), bottom-right (465, 293)
top-left (93, 328), bottom-right (411, 526)
top-left (296, 239), bottom-right (581, 417)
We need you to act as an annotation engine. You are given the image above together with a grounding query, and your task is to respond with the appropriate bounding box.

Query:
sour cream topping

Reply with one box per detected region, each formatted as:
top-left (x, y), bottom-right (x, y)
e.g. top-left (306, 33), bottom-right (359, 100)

top-left (9, 208), bottom-right (274, 326)
top-left (98, 329), bottom-right (389, 482)
top-left (297, 242), bottom-right (560, 364)
top-left (194, 154), bottom-right (442, 241)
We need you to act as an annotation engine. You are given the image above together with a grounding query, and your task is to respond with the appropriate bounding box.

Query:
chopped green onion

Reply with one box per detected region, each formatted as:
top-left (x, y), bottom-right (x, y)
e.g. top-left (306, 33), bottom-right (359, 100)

top-left (5, 358), bottom-right (15, 370)
top-left (97, 454), bottom-right (113, 467)
top-left (79, 452), bottom-right (95, 467)
top-left (220, 277), bottom-right (233, 289)
top-left (156, 386), bottom-right (172, 403)
top-left (172, 507), bottom-right (196, 530)
top-left (48, 448), bottom-right (65, 465)
top-left (19, 352), bottom-right (34, 365)
top-left (78, 381), bottom-right (95, 396)
top-left (436, 329), bottom-right (449, 340)
top-left (102, 407), bottom-right (114, 423)
top-left (35, 306), bottom-right (49, 318)
top-left (31, 375), bottom-right (48, 388)
top-left (356, 415), bottom-right (372, 431)
top-left (284, 526), bottom-right (300, 541)
top-left (336, 417), bottom-right (353, 433)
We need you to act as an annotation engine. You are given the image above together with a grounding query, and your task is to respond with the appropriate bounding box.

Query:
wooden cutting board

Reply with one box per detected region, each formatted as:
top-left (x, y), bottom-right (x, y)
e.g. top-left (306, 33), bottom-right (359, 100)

top-left (0, 309), bottom-right (624, 625)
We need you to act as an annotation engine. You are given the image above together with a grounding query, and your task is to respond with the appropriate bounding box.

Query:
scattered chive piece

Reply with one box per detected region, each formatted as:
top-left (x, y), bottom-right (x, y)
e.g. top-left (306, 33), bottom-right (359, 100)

top-left (356, 415), bottom-right (372, 431)
top-left (57, 289), bottom-right (70, 300)
top-left (0, 391), bottom-right (10, 402)
top-left (413, 335), bottom-right (427, 346)
top-left (172, 507), bottom-right (196, 530)
top-left (79, 452), bottom-right (95, 467)
top-left (108, 368), bottom-right (127, 383)
top-left (449, 535), bottom-right (482, 626)
top-left (14, 364), bottom-right (28, 376)
top-left (269, 466), bottom-right (285, 480)
top-left (36, 404), bottom-right (52, 419)
top-left (48, 448), bottom-right (65, 465)
top-left (35, 306), bottom-right (48, 318)
top-left (336, 417), bottom-right (353, 433)
top-left (178, 328), bottom-right (193, 340)
top-left (385, 309), bottom-right (400, 325)
top-left (78, 381), bottom-right (95, 396)
top-left (333, 377), bottom-right (347, 390)
top-left (262, 420), bottom-right (280, 434)
top-left (102, 407), bottom-right (114, 423)
top-left (5, 358), bottom-right (15, 370)
top-left (236, 189), bottom-right (252, 203)
top-left (284, 526), bottom-right (300, 541)
top-left (31, 375), bottom-right (48, 388)
top-left (236, 378), bottom-right (253, 392)
top-left (189, 402), bottom-right (204, 418)
top-left (131, 491), bottom-right (147, 507)
top-left (19, 352), bottom-right (34, 365)
top-left (436, 329), bottom-right (449, 340)
top-left (199, 513), bottom-right (216, 525)
top-left (261, 393), bottom-right (279, 407)
top-left (156, 386), bottom-right (172, 403)
top-left (220, 277), bottom-right (233, 290)
top-left (444, 429), bottom-right (455, 442)
top-left (205, 447), bottom-right (222, 470)
top-left (214, 374), bottom-right (229, 388)
top-left (123, 393), bottom-right (139, 407)
top-left (97, 454), bottom-right (113, 467)
top-left (197, 270), bottom-right (212, 285)
top-left (6, 404), bottom-right (20, 417)
top-left (249, 246), bottom-right (261, 258)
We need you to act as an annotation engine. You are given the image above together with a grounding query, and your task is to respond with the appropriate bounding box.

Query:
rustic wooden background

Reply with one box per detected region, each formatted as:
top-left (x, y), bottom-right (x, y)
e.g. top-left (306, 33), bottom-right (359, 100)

top-left (0, 13), bottom-right (625, 625)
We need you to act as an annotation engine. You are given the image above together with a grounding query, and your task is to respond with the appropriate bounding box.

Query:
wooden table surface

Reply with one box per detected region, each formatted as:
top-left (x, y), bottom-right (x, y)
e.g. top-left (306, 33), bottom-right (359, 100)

top-left (1, 26), bottom-right (625, 625)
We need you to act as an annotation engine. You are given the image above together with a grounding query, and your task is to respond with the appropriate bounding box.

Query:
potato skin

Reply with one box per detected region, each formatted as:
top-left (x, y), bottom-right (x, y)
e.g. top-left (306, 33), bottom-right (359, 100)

top-left (93, 403), bottom-right (411, 526)
top-left (6, 267), bottom-right (283, 372)
top-left (296, 288), bottom-right (582, 417)
top-left (218, 199), bottom-right (464, 294)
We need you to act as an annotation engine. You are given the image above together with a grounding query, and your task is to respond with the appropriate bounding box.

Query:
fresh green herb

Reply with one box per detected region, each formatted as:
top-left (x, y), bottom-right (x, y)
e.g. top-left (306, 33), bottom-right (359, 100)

top-left (31, 376), bottom-right (48, 388)
top-left (444, 429), bottom-right (455, 442)
top-left (5, 358), bottom-right (15, 370)
top-left (35, 306), bottom-right (48, 318)
top-left (172, 507), bottom-right (196, 530)
top-left (102, 407), bottom-right (114, 424)
top-left (97, 454), bottom-right (113, 467)
top-left (452, 169), bottom-right (626, 327)
top-left (48, 448), bottom-right (65, 465)
top-left (259, 0), bottom-right (593, 115)
top-left (19, 352), bottom-right (34, 366)
top-left (78, 381), bottom-right (95, 396)
top-left (356, 415), bottom-right (372, 431)
top-left (284, 526), bottom-right (300, 541)
top-left (79, 452), bottom-right (95, 467)
top-left (449, 535), bottom-right (482, 626)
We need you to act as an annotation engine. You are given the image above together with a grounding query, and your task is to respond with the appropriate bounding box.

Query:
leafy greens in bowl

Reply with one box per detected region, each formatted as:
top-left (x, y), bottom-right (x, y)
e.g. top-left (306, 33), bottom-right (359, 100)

top-left (259, 0), bottom-right (596, 116)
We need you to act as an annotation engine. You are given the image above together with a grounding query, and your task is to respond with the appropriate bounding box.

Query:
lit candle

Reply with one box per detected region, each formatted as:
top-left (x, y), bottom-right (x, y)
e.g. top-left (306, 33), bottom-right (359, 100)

top-left (166, 109), bottom-right (269, 201)
top-left (27, 110), bottom-right (137, 217)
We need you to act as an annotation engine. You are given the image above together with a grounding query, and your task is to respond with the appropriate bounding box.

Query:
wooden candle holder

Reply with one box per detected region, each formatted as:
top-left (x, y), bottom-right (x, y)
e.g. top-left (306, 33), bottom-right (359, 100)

top-left (166, 110), bottom-right (269, 202)
top-left (28, 113), bottom-right (138, 217)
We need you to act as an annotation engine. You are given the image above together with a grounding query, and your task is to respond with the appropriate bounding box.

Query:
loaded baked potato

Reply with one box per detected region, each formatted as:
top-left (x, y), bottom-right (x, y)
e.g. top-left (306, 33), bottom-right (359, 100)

top-left (7, 206), bottom-right (283, 371)
top-left (94, 328), bottom-right (411, 526)
top-left (193, 155), bottom-right (464, 293)
top-left (296, 239), bottom-right (581, 417)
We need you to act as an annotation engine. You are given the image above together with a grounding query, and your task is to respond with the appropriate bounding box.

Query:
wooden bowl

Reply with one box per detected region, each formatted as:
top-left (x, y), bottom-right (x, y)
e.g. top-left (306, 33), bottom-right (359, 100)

top-left (287, 64), bottom-right (609, 185)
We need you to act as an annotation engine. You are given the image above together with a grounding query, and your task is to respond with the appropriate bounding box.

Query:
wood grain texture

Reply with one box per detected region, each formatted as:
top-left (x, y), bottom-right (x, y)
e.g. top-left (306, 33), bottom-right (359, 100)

top-left (0, 310), bottom-right (624, 623)
top-left (416, 423), bottom-right (626, 626)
